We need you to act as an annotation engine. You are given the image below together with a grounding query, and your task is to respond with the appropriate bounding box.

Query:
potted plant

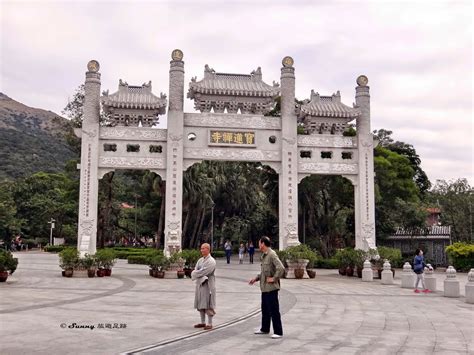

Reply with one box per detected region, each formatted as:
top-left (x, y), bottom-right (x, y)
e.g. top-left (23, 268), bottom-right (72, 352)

top-left (81, 254), bottom-right (97, 278)
top-left (181, 249), bottom-right (201, 278)
top-left (95, 249), bottom-right (117, 277)
top-left (168, 252), bottom-right (186, 278)
top-left (148, 254), bottom-right (167, 278)
top-left (0, 249), bottom-right (18, 282)
top-left (59, 247), bottom-right (79, 277)
top-left (354, 249), bottom-right (367, 278)
top-left (285, 244), bottom-right (318, 279)
top-left (335, 248), bottom-right (351, 276)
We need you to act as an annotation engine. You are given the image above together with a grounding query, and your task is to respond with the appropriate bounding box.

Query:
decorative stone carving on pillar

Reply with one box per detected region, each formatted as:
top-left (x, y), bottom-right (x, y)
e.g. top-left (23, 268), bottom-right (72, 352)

top-left (355, 75), bottom-right (376, 251)
top-left (401, 262), bottom-right (415, 288)
top-left (443, 266), bottom-right (460, 298)
top-left (466, 269), bottom-right (474, 304)
top-left (164, 50), bottom-right (185, 255)
top-left (424, 264), bottom-right (437, 292)
top-left (279, 56), bottom-right (299, 249)
top-left (381, 260), bottom-right (393, 285)
top-left (77, 60), bottom-right (101, 257)
top-left (362, 260), bottom-right (373, 282)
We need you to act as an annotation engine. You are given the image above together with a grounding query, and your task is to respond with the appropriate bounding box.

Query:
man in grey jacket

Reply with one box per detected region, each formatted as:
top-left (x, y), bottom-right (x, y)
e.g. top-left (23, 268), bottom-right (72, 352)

top-left (249, 236), bottom-right (285, 339)
top-left (191, 243), bottom-right (216, 330)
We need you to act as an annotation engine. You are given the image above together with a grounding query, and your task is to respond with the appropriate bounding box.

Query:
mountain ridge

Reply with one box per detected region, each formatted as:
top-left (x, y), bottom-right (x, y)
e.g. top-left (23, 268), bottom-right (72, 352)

top-left (0, 92), bottom-right (78, 181)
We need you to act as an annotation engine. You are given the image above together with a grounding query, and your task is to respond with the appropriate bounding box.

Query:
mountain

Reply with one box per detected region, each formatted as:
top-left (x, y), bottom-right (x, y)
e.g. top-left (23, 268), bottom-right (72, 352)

top-left (0, 93), bottom-right (78, 181)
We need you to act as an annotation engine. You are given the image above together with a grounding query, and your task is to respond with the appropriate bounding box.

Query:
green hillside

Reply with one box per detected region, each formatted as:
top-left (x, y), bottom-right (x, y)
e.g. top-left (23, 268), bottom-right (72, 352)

top-left (0, 93), bottom-right (78, 180)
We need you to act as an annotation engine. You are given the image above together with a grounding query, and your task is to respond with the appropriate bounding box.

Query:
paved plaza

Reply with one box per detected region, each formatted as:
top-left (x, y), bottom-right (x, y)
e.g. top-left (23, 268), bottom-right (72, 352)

top-left (0, 251), bottom-right (472, 355)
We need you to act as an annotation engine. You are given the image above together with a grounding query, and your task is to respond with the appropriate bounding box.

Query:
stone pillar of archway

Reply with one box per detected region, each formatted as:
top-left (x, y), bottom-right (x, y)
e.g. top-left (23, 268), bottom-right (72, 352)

top-left (164, 50), bottom-right (185, 255)
top-left (77, 60), bottom-right (101, 256)
top-left (355, 76), bottom-right (376, 250)
top-left (279, 57), bottom-right (299, 249)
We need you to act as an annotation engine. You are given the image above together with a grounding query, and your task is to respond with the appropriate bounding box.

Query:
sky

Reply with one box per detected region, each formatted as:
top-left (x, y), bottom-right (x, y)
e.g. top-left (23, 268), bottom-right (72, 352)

top-left (1, 0), bottom-right (472, 185)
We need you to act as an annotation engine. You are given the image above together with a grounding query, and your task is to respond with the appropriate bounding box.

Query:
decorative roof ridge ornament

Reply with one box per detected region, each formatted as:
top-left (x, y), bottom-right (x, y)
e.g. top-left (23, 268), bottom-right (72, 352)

top-left (310, 89), bottom-right (320, 102)
top-left (356, 75), bottom-right (369, 87)
top-left (187, 64), bottom-right (280, 114)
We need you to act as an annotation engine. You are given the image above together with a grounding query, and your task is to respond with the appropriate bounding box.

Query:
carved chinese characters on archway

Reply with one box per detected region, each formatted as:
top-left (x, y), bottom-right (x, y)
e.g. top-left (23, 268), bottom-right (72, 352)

top-left (209, 130), bottom-right (256, 146)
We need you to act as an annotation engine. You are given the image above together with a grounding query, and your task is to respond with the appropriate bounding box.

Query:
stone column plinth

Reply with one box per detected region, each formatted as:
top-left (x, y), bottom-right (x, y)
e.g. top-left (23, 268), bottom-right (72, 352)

top-left (381, 260), bottom-right (393, 285)
top-left (466, 269), bottom-right (474, 304)
top-left (424, 266), bottom-right (437, 292)
top-left (444, 266), bottom-right (460, 298)
top-left (362, 260), bottom-right (373, 282)
top-left (401, 262), bottom-right (415, 288)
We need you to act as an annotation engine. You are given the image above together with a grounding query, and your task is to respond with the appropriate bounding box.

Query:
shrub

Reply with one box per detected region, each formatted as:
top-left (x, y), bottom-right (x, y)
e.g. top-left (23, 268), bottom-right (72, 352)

top-left (316, 258), bottom-right (339, 269)
top-left (377, 246), bottom-right (403, 268)
top-left (445, 242), bottom-right (474, 272)
top-left (212, 251), bottom-right (225, 258)
top-left (181, 249), bottom-right (201, 268)
top-left (44, 245), bottom-right (67, 253)
top-left (335, 248), bottom-right (358, 268)
top-left (95, 249), bottom-right (117, 269)
top-left (0, 249), bottom-right (18, 274)
top-left (127, 255), bottom-right (150, 265)
top-left (58, 248), bottom-right (79, 270)
top-left (280, 245), bottom-right (320, 269)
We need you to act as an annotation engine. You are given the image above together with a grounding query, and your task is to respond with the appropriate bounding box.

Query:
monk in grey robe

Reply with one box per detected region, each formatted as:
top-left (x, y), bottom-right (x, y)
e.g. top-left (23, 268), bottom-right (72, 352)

top-left (191, 243), bottom-right (216, 330)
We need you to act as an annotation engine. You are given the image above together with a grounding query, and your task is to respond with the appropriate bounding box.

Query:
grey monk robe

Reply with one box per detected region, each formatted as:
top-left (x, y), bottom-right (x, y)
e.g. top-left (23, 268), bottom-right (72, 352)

top-left (191, 254), bottom-right (216, 316)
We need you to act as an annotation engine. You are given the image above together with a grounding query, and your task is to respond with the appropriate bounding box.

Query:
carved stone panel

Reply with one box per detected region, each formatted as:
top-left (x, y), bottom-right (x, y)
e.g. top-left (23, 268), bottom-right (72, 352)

top-left (99, 157), bottom-right (164, 169)
top-left (184, 148), bottom-right (280, 161)
top-left (100, 127), bottom-right (167, 141)
top-left (184, 113), bottom-right (281, 130)
top-left (298, 162), bottom-right (357, 174)
top-left (297, 135), bottom-right (356, 148)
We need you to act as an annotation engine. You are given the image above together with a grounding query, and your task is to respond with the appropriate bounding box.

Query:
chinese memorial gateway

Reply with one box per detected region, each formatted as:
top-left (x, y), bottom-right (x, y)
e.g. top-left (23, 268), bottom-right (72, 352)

top-left (76, 50), bottom-right (376, 256)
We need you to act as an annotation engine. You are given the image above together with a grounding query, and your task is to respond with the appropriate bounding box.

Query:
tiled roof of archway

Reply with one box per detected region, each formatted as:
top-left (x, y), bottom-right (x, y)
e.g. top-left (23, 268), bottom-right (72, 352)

top-left (299, 90), bottom-right (360, 119)
top-left (188, 65), bottom-right (280, 98)
top-left (102, 80), bottom-right (167, 111)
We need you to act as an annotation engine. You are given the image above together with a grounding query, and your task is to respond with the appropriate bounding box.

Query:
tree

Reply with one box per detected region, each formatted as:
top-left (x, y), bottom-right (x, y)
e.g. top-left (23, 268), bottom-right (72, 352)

top-left (428, 179), bottom-right (473, 242)
top-left (11, 172), bottom-right (78, 241)
top-left (374, 146), bottom-right (426, 238)
top-left (0, 181), bottom-right (23, 246)
top-left (373, 129), bottom-right (431, 194)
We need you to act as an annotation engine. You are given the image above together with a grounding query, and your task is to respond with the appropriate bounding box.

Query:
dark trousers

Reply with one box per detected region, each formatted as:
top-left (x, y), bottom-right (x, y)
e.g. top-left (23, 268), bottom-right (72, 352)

top-left (249, 253), bottom-right (254, 264)
top-left (261, 290), bottom-right (283, 335)
top-left (225, 250), bottom-right (231, 264)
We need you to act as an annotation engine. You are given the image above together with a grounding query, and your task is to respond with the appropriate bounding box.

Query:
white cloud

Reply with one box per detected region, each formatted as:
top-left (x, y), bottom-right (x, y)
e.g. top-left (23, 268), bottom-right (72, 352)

top-left (0, 0), bottom-right (472, 184)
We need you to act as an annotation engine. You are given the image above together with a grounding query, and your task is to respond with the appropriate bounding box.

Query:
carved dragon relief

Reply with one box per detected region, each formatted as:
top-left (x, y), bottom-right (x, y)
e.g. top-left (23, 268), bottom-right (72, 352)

top-left (184, 114), bottom-right (281, 130)
top-left (298, 162), bottom-right (357, 174)
top-left (99, 157), bottom-right (164, 168)
top-left (100, 127), bottom-right (167, 140)
top-left (184, 148), bottom-right (280, 161)
top-left (80, 219), bottom-right (95, 236)
top-left (297, 135), bottom-right (356, 148)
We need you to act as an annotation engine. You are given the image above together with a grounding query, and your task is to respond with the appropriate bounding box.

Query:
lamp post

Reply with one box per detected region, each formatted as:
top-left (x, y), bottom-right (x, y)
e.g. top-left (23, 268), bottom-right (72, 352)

top-left (134, 194), bottom-right (139, 242)
top-left (211, 202), bottom-right (215, 252)
top-left (48, 218), bottom-right (56, 246)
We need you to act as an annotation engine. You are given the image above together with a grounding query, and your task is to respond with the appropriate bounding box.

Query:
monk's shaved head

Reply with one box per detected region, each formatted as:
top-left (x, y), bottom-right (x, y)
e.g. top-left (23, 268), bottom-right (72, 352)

top-left (200, 243), bottom-right (210, 256)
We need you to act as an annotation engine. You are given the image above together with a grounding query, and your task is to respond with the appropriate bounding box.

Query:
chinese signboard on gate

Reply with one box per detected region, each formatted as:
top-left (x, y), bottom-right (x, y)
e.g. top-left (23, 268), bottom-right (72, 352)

top-left (209, 130), bottom-right (256, 147)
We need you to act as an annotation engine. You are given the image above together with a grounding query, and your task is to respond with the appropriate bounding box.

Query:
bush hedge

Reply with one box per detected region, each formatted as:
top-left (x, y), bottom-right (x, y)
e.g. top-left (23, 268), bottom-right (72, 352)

top-left (44, 245), bottom-right (67, 253)
top-left (127, 255), bottom-right (150, 265)
top-left (445, 242), bottom-right (474, 272)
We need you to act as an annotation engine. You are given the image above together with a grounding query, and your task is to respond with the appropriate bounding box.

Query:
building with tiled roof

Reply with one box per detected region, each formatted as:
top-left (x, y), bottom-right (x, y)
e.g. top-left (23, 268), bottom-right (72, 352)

top-left (298, 90), bottom-right (360, 135)
top-left (187, 65), bottom-right (280, 114)
top-left (101, 80), bottom-right (167, 127)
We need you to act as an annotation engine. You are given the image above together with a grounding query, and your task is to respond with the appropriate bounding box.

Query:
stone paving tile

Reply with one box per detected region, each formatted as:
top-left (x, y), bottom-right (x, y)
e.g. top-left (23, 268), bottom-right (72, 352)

top-left (1, 252), bottom-right (473, 355)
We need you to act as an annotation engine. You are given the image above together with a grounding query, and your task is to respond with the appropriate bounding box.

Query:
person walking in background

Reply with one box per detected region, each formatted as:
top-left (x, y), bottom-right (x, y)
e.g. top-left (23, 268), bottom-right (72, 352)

top-left (248, 241), bottom-right (255, 264)
top-left (224, 239), bottom-right (232, 264)
top-left (238, 243), bottom-right (245, 264)
top-left (191, 243), bottom-right (217, 330)
top-left (413, 248), bottom-right (432, 293)
top-left (249, 236), bottom-right (285, 339)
